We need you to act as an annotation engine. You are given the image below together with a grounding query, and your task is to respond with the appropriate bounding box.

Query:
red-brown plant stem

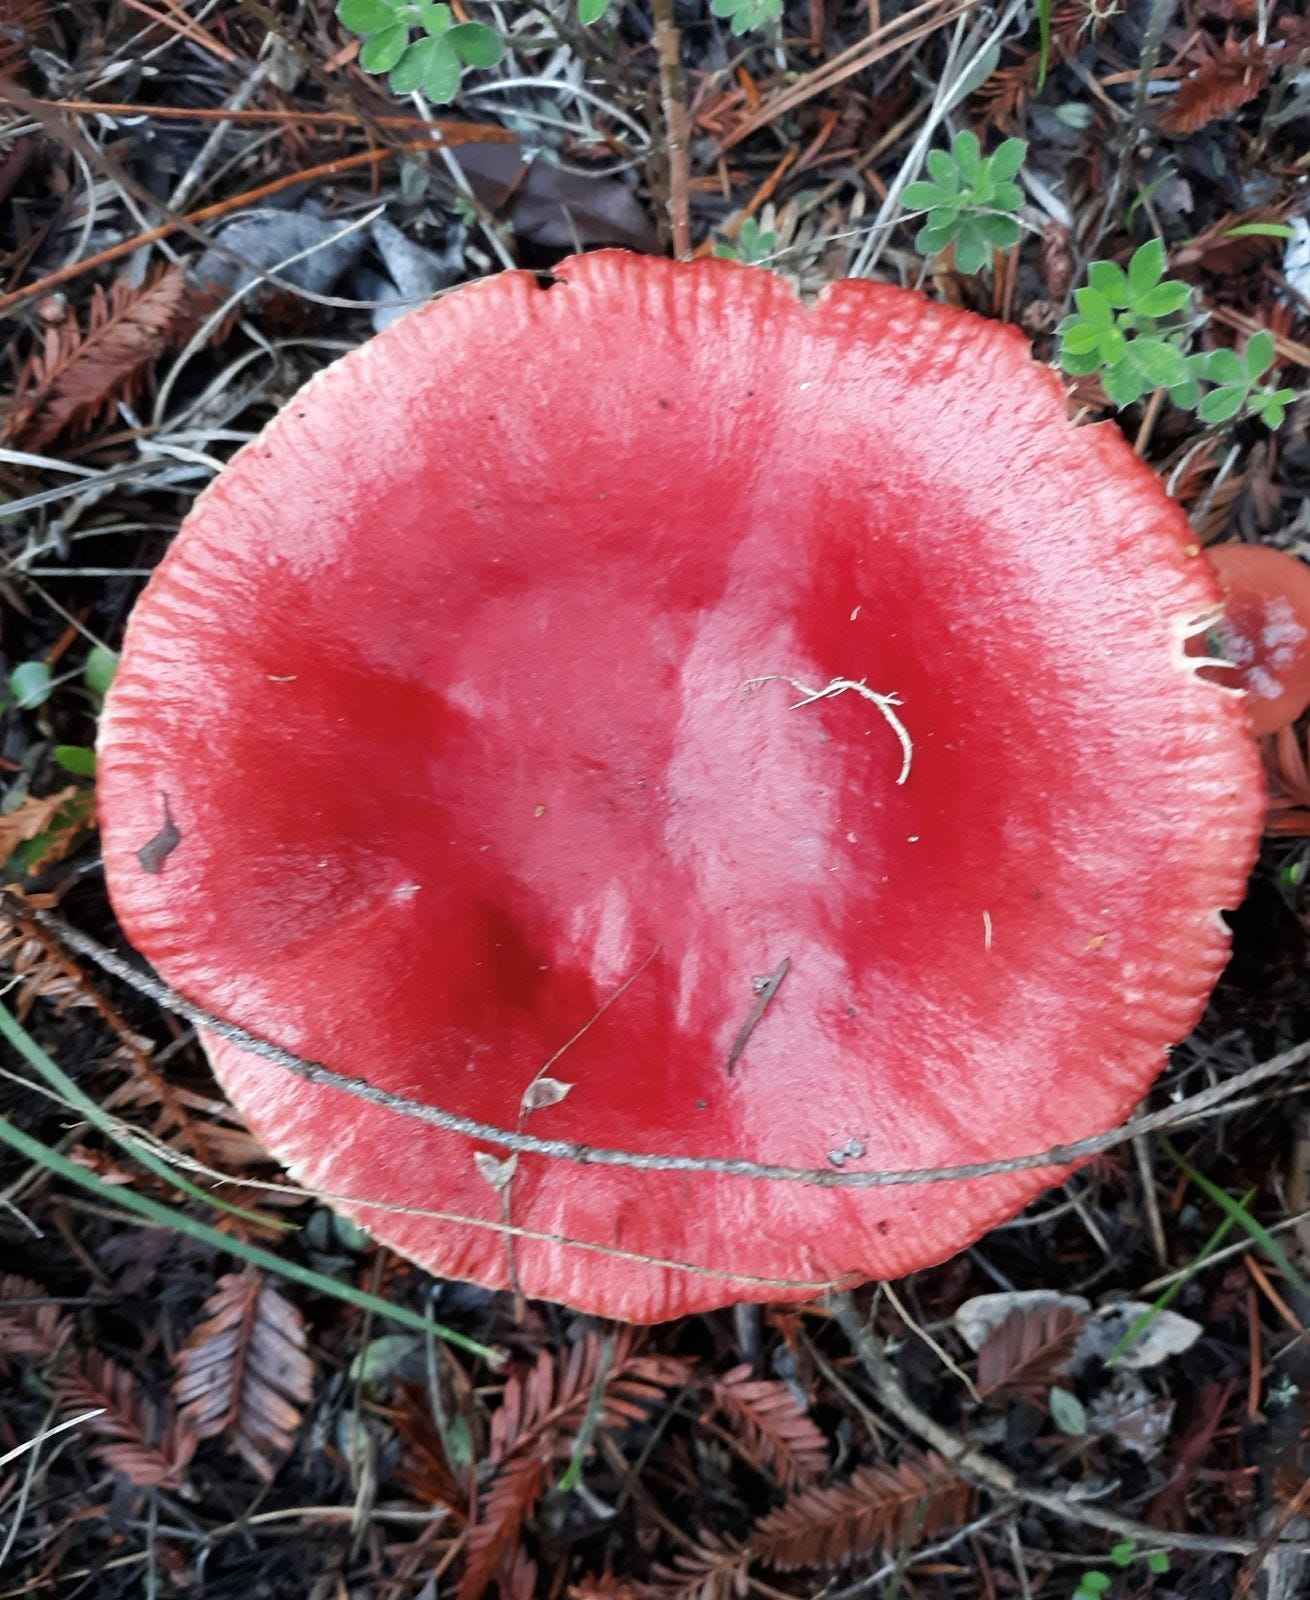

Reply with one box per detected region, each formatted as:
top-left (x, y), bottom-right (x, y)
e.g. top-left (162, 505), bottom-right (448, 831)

top-left (652, 0), bottom-right (692, 260)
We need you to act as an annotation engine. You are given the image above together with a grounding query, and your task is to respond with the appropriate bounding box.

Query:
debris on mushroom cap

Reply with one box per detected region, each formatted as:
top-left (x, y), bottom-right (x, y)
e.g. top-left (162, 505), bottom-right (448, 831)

top-left (1198, 542), bottom-right (1310, 737)
top-left (97, 252), bottom-right (1264, 1324)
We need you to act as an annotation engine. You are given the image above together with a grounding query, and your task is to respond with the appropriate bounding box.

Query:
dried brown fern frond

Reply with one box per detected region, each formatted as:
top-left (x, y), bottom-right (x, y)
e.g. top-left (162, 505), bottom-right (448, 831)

top-left (975, 1301), bottom-right (1084, 1400)
top-left (0, 1273), bottom-right (71, 1366)
top-left (490, 1328), bottom-right (690, 1463)
top-left (6, 265), bottom-right (196, 449)
top-left (173, 1270), bottom-right (313, 1480)
top-left (749, 1453), bottom-right (975, 1572)
top-left (710, 1365), bottom-right (829, 1489)
top-left (1159, 33), bottom-right (1269, 135)
top-left (391, 1383), bottom-right (472, 1516)
top-left (454, 1333), bottom-right (688, 1600)
top-left (458, 1452), bottom-right (551, 1600)
top-left (55, 1351), bottom-right (196, 1490)
top-left (641, 1533), bottom-right (749, 1600)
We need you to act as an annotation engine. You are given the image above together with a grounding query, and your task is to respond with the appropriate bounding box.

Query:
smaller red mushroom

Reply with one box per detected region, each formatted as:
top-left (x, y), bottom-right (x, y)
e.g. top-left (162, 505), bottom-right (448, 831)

top-left (1199, 543), bottom-right (1310, 736)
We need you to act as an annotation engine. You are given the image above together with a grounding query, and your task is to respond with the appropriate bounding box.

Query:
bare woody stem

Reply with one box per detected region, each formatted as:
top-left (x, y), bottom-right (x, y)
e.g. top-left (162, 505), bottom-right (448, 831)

top-left (652, 0), bottom-right (692, 260)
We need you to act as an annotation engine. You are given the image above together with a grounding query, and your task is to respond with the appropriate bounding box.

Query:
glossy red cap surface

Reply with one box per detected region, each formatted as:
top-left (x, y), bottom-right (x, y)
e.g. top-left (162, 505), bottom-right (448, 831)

top-left (1201, 542), bottom-right (1310, 736)
top-left (99, 253), bottom-right (1263, 1322)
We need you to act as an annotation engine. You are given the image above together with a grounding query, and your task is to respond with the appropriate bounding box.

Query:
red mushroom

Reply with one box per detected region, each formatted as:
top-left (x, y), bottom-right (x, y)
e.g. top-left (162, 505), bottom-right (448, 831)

top-left (1197, 542), bottom-right (1310, 736)
top-left (98, 253), bottom-right (1263, 1323)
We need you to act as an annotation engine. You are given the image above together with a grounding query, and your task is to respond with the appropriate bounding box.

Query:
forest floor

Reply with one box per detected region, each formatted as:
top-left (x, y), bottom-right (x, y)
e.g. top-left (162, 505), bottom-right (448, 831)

top-left (2, 1), bottom-right (1310, 1597)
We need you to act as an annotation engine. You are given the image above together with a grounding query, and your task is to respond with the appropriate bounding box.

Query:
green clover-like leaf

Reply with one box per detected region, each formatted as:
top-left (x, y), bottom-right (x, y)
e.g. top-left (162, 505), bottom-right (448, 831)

top-left (1133, 279), bottom-right (1191, 318)
top-left (1087, 259), bottom-right (1131, 307)
top-left (953, 222), bottom-right (990, 275)
top-left (1101, 359), bottom-right (1147, 406)
top-left (1126, 238), bottom-right (1166, 303)
top-left (1126, 335), bottom-right (1189, 388)
top-left (579, 0), bottom-right (610, 19)
top-left (9, 660), bottom-right (52, 710)
top-left (446, 21), bottom-right (503, 66)
top-left (1074, 286), bottom-right (1113, 327)
top-left (1145, 1552), bottom-right (1170, 1575)
top-left (1204, 348), bottom-right (1246, 384)
top-left (1060, 320), bottom-right (1101, 357)
top-left (389, 35), bottom-right (436, 92)
top-left (1198, 385), bottom-right (1247, 424)
top-left (952, 128), bottom-right (982, 180)
top-left (987, 137), bottom-right (1027, 181)
top-left (925, 148), bottom-right (961, 191)
top-left (1246, 329), bottom-right (1275, 378)
top-left (902, 180), bottom-right (953, 211)
top-left (710, 0), bottom-right (783, 35)
top-left (416, 2), bottom-right (452, 35)
top-left (359, 21), bottom-right (408, 71)
top-left (337, 0), bottom-right (395, 33)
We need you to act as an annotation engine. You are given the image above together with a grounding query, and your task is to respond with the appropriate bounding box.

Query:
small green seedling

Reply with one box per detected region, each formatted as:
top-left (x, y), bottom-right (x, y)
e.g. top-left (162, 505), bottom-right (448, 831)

top-left (1057, 239), bottom-right (1199, 408)
top-left (5, 660), bottom-right (52, 711)
top-left (710, 0), bottom-right (784, 35)
top-left (335, 0), bottom-right (503, 104)
top-left (1196, 331), bottom-right (1297, 428)
top-left (83, 644), bottom-right (117, 703)
top-left (903, 131), bottom-right (1027, 276)
top-left (1073, 1541), bottom-right (1169, 1599)
top-left (713, 216), bottom-right (777, 266)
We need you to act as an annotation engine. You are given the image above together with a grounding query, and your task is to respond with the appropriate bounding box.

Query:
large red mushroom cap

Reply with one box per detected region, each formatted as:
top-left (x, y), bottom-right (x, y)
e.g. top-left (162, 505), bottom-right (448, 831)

top-left (1198, 542), bottom-right (1310, 736)
top-left (99, 253), bottom-right (1263, 1323)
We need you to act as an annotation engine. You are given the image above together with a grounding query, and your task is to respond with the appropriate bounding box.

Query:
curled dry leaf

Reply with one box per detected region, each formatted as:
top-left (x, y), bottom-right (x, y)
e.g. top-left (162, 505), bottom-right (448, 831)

top-left (55, 1351), bottom-right (196, 1490)
top-left (5, 265), bottom-right (196, 450)
top-left (173, 1270), bottom-right (313, 1480)
top-left (521, 1076), bottom-right (572, 1112)
top-left (749, 1452), bottom-right (975, 1571)
top-left (1159, 33), bottom-right (1269, 136)
top-left (711, 1364), bottom-right (829, 1489)
top-left (974, 1301), bottom-right (1086, 1400)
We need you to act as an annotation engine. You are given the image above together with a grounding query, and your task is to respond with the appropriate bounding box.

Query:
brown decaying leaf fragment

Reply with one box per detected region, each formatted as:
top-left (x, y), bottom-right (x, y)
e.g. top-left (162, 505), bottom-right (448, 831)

top-left (173, 1269), bottom-right (313, 1481)
top-left (975, 1302), bottom-right (1085, 1400)
top-left (1159, 33), bottom-right (1269, 135)
top-left (749, 1452), bottom-right (976, 1571)
top-left (710, 1364), bottom-right (830, 1489)
top-left (5, 265), bottom-right (195, 450)
top-left (0, 787), bottom-right (91, 871)
top-left (54, 1351), bottom-right (196, 1490)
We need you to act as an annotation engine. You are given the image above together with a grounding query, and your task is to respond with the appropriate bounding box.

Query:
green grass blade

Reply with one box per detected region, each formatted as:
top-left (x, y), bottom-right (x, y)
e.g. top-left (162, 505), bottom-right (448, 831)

top-left (1104, 1186), bottom-right (1255, 1367)
top-left (0, 1110), bottom-right (502, 1365)
top-left (0, 999), bottom-right (286, 1231)
top-left (1035, 0), bottom-right (1051, 91)
top-left (1163, 1139), bottom-right (1309, 1296)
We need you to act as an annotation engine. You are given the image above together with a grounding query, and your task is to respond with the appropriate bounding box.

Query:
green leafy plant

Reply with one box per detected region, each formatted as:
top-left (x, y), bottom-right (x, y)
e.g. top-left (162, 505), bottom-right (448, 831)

top-left (1196, 331), bottom-right (1297, 428)
top-left (1057, 239), bottom-right (1199, 408)
top-left (713, 216), bottom-right (777, 266)
top-left (903, 131), bottom-right (1027, 276)
top-left (710, 0), bottom-right (784, 36)
top-left (578, 0), bottom-right (611, 20)
top-left (335, 0), bottom-right (504, 104)
top-left (84, 643), bottom-right (117, 703)
top-left (5, 660), bottom-right (52, 711)
top-left (1073, 1541), bottom-right (1169, 1599)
